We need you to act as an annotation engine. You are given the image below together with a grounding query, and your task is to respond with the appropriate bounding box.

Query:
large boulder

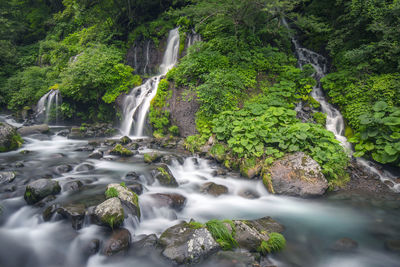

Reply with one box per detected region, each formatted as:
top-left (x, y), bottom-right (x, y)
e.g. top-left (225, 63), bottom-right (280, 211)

top-left (266, 152), bottom-right (328, 197)
top-left (151, 164), bottom-right (178, 187)
top-left (24, 179), bottom-right (61, 204)
top-left (106, 184), bottom-right (140, 218)
top-left (102, 228), bottom-right (131, 256)
top-left (94, 197), bottom-right (124, 228)
top-left (56, 203), bottom-right (86, 230)
top-left (158, 222), bottom-right (220, 264)
top-left (0, 122), bottom-right (23, 152)
top-left (230, 220), bottom-right (269, 252)
top-left (17, 124), bottom-right (49, 136)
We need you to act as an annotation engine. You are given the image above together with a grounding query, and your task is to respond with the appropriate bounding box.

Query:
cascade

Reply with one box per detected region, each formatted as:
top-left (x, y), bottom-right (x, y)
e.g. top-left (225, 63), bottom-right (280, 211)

top-left (36, 89), bottom-right (61, 125)
top-left (282, 18), bottom-right (399, 191)
top-left (120, 28), bottom-right (180, 137)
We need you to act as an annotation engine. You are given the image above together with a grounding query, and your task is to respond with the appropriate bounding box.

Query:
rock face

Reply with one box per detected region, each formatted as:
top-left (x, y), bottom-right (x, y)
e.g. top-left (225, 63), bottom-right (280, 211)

top-left (17, 124), bottom-right (49, 136)
top-left (0, 122), bottom-right (22, 152)
top-left (106, 184), bottom-right (140, 218)
top-left (94, 197), bottom-right (124, 228)
top-left (151, 165), bottom-right (178, 187)
top-left (24, 179), bottom-right (61, 204)
top-left (267, 152), bottom-right (328, 197)
top-left (102, 228), bottom-right (131, 256)
top-left (200, 182), bottom-right (228, 197)
top-left (159, 222), bottom-right (220, 264)
top-left (126, 39), bottom-right (164, 75)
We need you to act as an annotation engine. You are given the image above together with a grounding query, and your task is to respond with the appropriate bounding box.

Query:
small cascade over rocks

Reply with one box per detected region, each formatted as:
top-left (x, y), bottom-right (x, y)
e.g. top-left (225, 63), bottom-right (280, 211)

top-left (36, 89), bottom-right (62, 125)
top-left (120, 28), bottom-right (180, 137)
top-left (283, 17), bottom-right (400, 192)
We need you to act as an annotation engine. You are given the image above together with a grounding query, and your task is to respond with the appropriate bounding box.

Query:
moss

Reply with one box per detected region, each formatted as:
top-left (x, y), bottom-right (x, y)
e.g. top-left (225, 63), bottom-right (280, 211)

top-left (313, 112), bottom-right (327, 126)
top-left (188, 221), bottom-right (204, 229)
top-left (157, 167), bottom-right (172, 183)
top-left (120, 136), bottom-right (131, 145)
top-left (101, 209), bottom-right (124, 229)
top-left (206, 219), bottom-right (238, 250)
top-left (239, 157), bottom-right (261, 178)
top-left (143, 153), bottom-right (160, 163)
top-left (257, 232), bottom-right (286, 255)
top-left (110, 144), bottom-right (133, 157)
top-left (262, 172), bottom-right (275, 194)
top-left (210, 143), bottom-right (226, 162)
top-left (345, 125), bottom-right (354, 139)
top-left (0, 133), bottom-right (23, 153)
top-left (105, 187), bottom-right (119, 198)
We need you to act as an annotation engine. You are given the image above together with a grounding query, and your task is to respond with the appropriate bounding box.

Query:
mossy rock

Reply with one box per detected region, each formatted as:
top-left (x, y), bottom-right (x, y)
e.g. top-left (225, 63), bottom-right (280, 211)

top-left (209, 144), bottom-right (226, 162)
top-left (151, 164), bottom-right (178, 187)
top-left (94, 197), bottom-right (125, 229)
top-left (110, 144), bottom-right (133, 157)
top-left (120, 136), bottom-right (132, 145)
top-left (144, 152), bottom-right (161, 163)
top-left (239, 158), bottom-right (261, 179)
top-left (0, 123), bottom-right (23, 153)
top-left (106, 183), bottom-right (140, 219)
top-left (24, 179), bottom-right (61, 204)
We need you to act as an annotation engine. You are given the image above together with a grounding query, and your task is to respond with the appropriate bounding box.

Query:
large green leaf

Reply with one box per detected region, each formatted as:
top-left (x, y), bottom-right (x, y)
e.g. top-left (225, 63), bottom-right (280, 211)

top-left (372, 101), bottom-right (388, 112)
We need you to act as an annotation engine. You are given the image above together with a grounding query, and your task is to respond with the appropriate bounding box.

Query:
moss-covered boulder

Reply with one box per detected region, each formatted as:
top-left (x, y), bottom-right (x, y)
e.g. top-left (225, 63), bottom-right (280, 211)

top-left (94, 197), bottom-right (124, 229)
top-left (106, 183), bottom-right (140, 219)
top-left (110, 144), bottom-right (133, 157)
top-left (266, 152), bottom-right (328, 197)
top-left (151, 164), bottom-right (178, 187)
top-left (239, 158), bottom-right (262, 179)
top-left (24, 179), bottom-right (61, 204)
top-left (120, 136), bottom-right (132, 145)
top-left (144, 152), bottom-right (162, 163)
top-left (0, 122), bottom-right (23, 153)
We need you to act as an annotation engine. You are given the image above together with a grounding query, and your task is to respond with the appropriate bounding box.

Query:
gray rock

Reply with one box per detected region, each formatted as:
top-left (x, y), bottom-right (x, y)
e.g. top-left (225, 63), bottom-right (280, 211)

top-left (57, 203), bottom-right (86, 229)
top-left (200, 182), bottom-right (228, 197)
top-left (94, 197), bottom-right (124, 228)
top-left (54, 164), bottom-right (72, 174)
top-left (132, 234), bottom-right (158, 249)
top-left (102, 228), bottom-right (131, 256)
top-left (159, 222), bottom-right (220, 264)
top-left (151, 164), bottom-right (178, 187)
top-left (88, 150), bottom-right (103, 159)
top-left (17, 124), bottom-right (49, 136)
top-left (205, 250), bottom-right (256, 267)
top-left (331, 237), bottom-right (358, 252)
top-left (230, 220), bottom-right (269, 252)
top-left (128, 182), bottom-right (143, 195)
top-left (246, 216), bottom-right (285, 234)
top-left (267, 152), bottom-right (328, 197)
top-left (0, 122), bottom-right (22, 152)
top-left (106, 183), bottom-right (140, 218)
top-left (56, 129), bottom-right (70, 136)
top-left (62, 180), bottom-right (83, 192)
top-left (24, 179), bottom-right (61, 204)
top-left (149, 193), bottom-right (187, 211)
top-left (0, 171), bottom-right (16, 185)
top-left (84, 239), bottom-right (100, 256)
top-left (125, 172), bottom-right (140, 180)
top-left (75, 163), bottom-right (95, 172)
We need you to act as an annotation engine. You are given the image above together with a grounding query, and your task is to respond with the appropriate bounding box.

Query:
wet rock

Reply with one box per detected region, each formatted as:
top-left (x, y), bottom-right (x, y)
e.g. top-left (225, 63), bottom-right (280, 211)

top-left (85, 239), bottom-right (100, 256)
top-left (132, 234), bottom-right (158, 249)
top-left (110, 144), bottom-right (134, 157)
top-left (15, 161), bottom-right (24, 168)
top-left (144, 152), bottom-right (162, 163)
top-left (238, 190), bottom-right (259, 199)
top-left (384, 239), bottom-right (400, 253)
top-left (266, 152), bottom-right (328, 197)
top-left (17, 124), bottom-right (49, 136)
top-left (57, 203), bottom-right (86, 230)
top-left (0, 122), bottom-right (22, 152)
top-left (246, 217), bottom-right (285, 234)
top-left (75, 163), bottom-right (95, 172)
top-left (212, 168), bottom-right (227, 177)
top-left (128, 182), bottom-right (143, 195)
top-left (159, 222), bottom-right (220, 264)
top-left (161, 154), bottom-right (184, 165)
top-left (106, 183), bottom-right (140, 218)
top-left (0, 171), bottom-right (16, 185)
top-left (120, 136), bottom-right (131, 145)
top-left (94, 197), bottom-right (124, 228)
top-left (34, 195), bottom-right (56, 208)
top-left (125, 172), bottom-right (140, 180)
top-left (151, 164), bottom-right (178, 187)
top-left (24, 179), bottom-right (61, 204)
top-left (54, 164), bottom-right (72, 174)
top-left (43, 204), bottom-right (58, 221)
top-left (88, 150), bottom-right (103, 159)
top-left (74, 146), bottom-right (95, 152)
top-left (200, 182), bottom-right (228, 197)
top-left (56, 129), bottom-right (70, 136)
top-left (230, 220), bottom-right (269, 252)
top-left (128, 142), bottom-right (139, 150)
top-left (149, 193), bottom-right (187, 211)
top-left (206, 250), bottom-right (256, 267)
top-left (331, 237), bottom-right (358, 252)
top-left (102, 228), bottom-right (131, 256)
top-left (62, 180), bottom-right (83, 192)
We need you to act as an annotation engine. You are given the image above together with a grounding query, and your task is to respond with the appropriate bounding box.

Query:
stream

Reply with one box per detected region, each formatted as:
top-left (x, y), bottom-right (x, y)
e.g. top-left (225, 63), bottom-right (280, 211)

top-left (0, 119), bottom-right (399, 267)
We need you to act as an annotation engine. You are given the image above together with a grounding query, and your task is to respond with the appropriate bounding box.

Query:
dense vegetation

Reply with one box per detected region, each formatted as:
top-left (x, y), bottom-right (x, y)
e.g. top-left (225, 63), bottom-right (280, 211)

top-left (1, 0), bottom-right (398, 180)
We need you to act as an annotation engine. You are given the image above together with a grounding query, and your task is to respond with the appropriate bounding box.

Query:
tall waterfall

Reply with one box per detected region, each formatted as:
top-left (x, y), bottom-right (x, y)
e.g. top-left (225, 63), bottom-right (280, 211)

top-left (283, 18), bottom-right (399, 191)
top-left (36, 89), bottom-right (61, 125)
top-left (120, 28), bottom-right (180, 137)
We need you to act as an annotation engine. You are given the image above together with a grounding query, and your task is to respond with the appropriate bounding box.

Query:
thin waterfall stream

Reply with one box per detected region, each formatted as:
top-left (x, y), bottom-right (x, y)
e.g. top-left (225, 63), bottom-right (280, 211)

top-left (36, 89), bottom-right (62, 125)
top-left (283, 18), bottom-right (400, 192)
top-left (120, 28), bottom-right (180, 137)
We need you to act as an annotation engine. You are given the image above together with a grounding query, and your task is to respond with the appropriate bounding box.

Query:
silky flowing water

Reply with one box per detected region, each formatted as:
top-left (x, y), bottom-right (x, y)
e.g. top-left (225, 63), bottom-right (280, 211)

top-left (0, 123), bottom-right (399, 267)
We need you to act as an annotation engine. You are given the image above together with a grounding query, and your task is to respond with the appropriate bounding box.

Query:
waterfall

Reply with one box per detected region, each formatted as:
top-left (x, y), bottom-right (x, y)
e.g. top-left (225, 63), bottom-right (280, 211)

top-left (187, 30), bottom-right (201, 48)
top-left (282, 17), bottom-right (399, 191)
top-left (120, 28), bottom-right (180, 137)
top-left (36, 90), bottom-right (61, 125)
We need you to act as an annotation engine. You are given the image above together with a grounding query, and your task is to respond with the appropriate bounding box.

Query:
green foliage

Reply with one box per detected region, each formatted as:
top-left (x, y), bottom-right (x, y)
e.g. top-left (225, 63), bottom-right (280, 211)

top-left (105, 187), bottom-right (119, 199)
top-left (313, 112), bottom-right (327, 126)
top-left (206, 219), bottom-right (238, 251)
top-left (258, 232), bottom-right (286, 255)
top-left (188, 221), bottom-right (204, 229)
top-left (110, 144), bottom-right (133, 157)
